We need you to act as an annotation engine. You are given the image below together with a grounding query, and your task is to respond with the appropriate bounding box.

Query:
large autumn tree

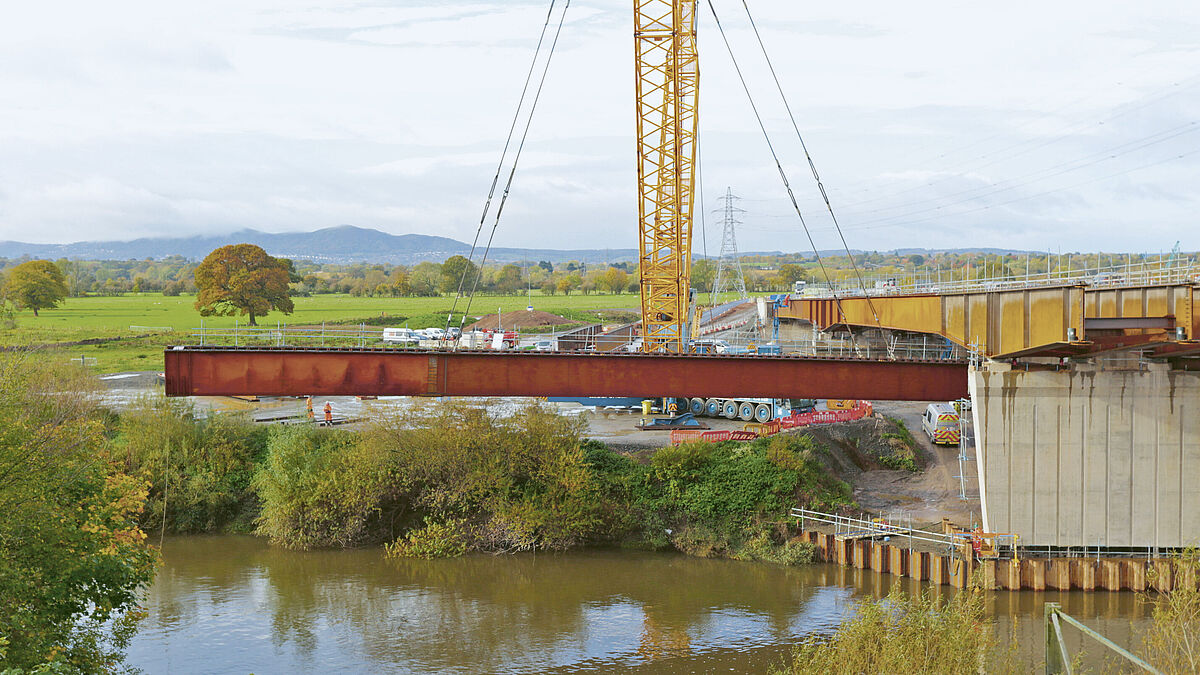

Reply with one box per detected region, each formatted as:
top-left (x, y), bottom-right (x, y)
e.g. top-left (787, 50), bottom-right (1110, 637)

top-left (194, 244), bottom-right (295, 326)
top-left (4, 259), bottom-right (69, 317)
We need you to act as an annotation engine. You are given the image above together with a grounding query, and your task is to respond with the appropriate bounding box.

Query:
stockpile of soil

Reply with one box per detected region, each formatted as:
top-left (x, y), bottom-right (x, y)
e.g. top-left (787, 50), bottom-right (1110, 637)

top-left (788, 415), bottom-right (926, 477)
top-left (466, 310), bottom-right (580, 330)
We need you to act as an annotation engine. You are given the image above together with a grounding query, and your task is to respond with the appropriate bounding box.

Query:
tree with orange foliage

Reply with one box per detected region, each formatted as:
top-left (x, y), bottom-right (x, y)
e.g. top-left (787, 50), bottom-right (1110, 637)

top-left (194, 244), bottom-right (295, 326)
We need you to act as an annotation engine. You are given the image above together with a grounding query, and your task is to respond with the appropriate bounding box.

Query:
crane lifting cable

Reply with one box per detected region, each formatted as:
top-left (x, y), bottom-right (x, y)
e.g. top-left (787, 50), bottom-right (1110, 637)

top-left (702, 0), bottom-right (863, 338)
top-left (736, 0), bottom-right (882, 328)
top-left (445, 0), bottom-right (569, 338)
top-left (455, 0), bottom-right (572, 335)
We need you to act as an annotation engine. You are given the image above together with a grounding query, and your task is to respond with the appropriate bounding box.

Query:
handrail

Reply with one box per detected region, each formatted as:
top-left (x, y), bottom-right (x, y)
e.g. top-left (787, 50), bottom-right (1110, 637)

top-left (796, 258), bottom-right (1198, 300)
top-left (789, 507), bottom-right (968, 552)
top-left (1044, 602), bottom-right (1160, 675)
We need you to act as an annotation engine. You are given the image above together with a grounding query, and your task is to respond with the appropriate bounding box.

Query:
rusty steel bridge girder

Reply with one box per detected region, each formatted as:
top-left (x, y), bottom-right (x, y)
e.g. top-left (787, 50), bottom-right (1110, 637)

top-left (163, 346), bottom-right (968, 401)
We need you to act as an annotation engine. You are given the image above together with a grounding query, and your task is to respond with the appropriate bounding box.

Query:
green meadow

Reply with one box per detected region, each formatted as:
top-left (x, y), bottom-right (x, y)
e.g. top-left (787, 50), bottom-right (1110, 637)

top-left (3, 292), bottom-right (647, 373)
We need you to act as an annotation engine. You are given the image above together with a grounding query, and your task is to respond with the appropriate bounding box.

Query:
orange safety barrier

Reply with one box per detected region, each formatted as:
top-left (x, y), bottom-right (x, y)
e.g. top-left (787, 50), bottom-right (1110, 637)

top-left (669, 430), bottom-right (707, 444)
top-left (672, 401), bottom-right (874, 444)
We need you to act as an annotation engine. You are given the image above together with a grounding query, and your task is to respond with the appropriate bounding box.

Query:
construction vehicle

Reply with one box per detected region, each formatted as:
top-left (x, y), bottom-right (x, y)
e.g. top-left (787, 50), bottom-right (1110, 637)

top-left (654, 396), bottom-right (815, 423)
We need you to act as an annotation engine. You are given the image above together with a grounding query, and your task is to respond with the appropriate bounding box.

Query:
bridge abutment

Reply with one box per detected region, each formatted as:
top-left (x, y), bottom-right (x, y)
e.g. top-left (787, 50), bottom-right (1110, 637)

top-left (971, 359), bottom-right (1200, 548)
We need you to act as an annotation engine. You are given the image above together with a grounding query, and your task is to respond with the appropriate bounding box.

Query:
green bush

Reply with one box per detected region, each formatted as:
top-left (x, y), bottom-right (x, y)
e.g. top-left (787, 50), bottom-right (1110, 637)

top-left (774, 585), bottom-right (1019, 675)
top-left (385, 518), bottom-right (470, 558)
top-left (584, 434), bottom-right (853, 559)
top-left (112, 397), bottom-right (267, 533)
top-left (376, 402), bottom-right (602, 555)
top-left (254, 425), bottom-right (397, 549)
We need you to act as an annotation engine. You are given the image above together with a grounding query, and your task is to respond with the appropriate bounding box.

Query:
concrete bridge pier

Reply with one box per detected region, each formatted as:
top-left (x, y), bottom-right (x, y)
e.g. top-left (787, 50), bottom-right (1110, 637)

top-left (970, 359), bottom-right (1200, 549)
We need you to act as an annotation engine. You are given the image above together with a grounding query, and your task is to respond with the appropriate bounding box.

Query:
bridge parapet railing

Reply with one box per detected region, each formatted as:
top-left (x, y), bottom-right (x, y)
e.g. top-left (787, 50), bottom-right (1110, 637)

top-left (796, 258), bottom-right (1198, 299)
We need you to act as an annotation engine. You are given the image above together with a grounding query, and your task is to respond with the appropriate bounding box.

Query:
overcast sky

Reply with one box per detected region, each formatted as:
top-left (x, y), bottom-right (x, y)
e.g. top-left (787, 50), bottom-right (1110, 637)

top-left (2, 0), bottom-right (1198, 254)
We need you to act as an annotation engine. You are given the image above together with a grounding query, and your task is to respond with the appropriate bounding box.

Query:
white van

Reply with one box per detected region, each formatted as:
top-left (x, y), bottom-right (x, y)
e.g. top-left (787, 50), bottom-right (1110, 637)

top-left (921, 403), bottom-right (961, 445)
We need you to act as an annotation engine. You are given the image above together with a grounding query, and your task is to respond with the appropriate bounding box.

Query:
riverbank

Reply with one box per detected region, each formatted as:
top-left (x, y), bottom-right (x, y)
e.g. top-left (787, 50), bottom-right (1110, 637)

top-left (111, 397), bottom-right (944, 564)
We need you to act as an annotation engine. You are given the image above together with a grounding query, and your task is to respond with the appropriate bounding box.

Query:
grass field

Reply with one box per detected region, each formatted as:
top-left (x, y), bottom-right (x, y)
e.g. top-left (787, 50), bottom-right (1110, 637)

top-left (3, 291), bottom-right (651, 373)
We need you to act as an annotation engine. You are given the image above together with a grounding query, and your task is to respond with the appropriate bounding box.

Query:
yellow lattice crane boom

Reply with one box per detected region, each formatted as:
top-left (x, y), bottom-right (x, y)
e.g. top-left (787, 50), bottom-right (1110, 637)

top-left (635, 0), bottom-right (699, 352)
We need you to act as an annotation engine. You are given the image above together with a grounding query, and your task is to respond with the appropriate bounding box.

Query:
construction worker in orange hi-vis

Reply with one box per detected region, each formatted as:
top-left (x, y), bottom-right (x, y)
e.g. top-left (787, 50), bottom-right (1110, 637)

top-left (306, 397), bottom-right (314, 421)
top-left (323, 402), bottom-right (333, 424)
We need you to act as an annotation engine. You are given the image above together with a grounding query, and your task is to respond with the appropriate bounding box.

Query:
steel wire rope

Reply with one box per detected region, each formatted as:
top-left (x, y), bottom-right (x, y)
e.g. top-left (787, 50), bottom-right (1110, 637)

top-left (445, 0), bottom-right (561, 337)
top-left (738, 0), bottom-right (881, 327)
top-left (703, 0), bottom-right (865, 341)
top-left (457, 0), bottom-right (571, 337)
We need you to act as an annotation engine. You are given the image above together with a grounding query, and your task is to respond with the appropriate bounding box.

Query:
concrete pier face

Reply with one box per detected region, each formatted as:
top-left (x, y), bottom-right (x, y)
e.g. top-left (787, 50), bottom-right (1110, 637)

top-left (970, 362), bottom-right (1200, 548)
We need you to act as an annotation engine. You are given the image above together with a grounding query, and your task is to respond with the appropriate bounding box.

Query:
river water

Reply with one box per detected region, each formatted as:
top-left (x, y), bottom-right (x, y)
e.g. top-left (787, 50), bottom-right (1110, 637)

top-left (128, 536), bottom-right (1152, 674)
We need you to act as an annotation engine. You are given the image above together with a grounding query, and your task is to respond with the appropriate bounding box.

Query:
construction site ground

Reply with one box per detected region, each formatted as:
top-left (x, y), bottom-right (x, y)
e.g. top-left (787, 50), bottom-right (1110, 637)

top-left (584, 399), bottom-right (981, 529)
top-left (849, 401), bottom-right (979, 528)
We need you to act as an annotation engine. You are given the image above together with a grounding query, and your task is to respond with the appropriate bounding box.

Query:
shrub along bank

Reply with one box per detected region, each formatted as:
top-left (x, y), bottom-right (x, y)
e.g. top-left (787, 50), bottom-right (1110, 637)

top-left (109, 400), bottom-right (857, 563)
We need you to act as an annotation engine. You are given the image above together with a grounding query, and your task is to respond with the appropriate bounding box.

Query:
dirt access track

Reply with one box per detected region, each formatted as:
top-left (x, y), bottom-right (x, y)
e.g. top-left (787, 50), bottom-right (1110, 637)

top-left (851, 401), bottom-right (980, 527)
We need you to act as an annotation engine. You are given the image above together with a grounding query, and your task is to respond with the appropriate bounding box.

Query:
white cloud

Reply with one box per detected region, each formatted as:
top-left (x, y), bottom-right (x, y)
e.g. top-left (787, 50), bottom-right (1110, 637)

top-left (0, 0), bottom-right (1197, 253)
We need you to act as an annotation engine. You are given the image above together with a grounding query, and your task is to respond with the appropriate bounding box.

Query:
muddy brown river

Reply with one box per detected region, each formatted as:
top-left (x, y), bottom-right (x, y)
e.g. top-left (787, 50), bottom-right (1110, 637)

top-left (128, 536), bottom-right (1152, 673)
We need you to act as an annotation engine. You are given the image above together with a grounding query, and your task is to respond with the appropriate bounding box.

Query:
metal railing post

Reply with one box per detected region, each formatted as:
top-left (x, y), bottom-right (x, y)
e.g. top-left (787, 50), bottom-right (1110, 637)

top-left (1045, 602), bottom-right (1068, 675)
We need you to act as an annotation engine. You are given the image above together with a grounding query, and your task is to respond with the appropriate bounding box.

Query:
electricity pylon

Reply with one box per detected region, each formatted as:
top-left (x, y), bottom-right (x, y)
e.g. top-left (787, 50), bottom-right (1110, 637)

top-left (711, 187), bottom-right (747, 305)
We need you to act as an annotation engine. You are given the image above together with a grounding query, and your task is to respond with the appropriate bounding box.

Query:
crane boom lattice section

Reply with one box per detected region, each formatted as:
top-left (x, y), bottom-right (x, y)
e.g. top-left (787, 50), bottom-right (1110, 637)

top-left (635, 0), bottom-right (698, 352)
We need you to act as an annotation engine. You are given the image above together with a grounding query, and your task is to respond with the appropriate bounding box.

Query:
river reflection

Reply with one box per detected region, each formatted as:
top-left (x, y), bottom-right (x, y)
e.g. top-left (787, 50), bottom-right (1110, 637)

top-left (129, 536), bottom-right (1152, 673)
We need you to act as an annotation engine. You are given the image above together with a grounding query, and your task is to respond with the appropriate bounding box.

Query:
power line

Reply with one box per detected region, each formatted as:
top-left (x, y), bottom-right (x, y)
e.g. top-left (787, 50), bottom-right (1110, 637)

top-left (445, 0), bottom-right (565, 336)
top-left (827, 74), bottom-right (1200, 207)
top-left (835, 146), bottom-right (1200, 233)
top-left (455, 0), bottom-right (571, 334)
top-left (737, 0), bottom-right (880, 327)
top-left (835, 121), bottom-right (1200, 226)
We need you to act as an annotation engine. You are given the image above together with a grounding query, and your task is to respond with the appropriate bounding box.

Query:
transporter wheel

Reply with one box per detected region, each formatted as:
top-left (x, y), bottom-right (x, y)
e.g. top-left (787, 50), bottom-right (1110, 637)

top-left (705, 398), bottom-right (721, 416)
top-left (722, 400), bottom-right (738, 419)
top-left (738, 402), bottom-right (755, 421)
top-left (689, 397), bottom-right (706, 415)
top-left (754, 404), bottom-right (772, 423)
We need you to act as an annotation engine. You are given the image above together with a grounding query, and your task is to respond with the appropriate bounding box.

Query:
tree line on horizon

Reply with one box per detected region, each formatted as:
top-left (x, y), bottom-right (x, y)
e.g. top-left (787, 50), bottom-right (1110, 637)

top-left (1, 244), bottom-right (1187, 324)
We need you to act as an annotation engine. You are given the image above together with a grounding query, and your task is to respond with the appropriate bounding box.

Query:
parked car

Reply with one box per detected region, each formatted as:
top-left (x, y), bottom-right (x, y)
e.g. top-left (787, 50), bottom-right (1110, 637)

top-left (382, 328), bottom-right (420, 345)
top-left (534, 340), bottom-right (556, 352)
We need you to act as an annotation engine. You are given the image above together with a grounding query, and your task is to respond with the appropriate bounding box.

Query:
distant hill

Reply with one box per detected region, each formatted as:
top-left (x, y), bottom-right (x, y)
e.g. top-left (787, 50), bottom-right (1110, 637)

top-left (0, 225), bottom-right (1041, 264)
top-left (0, 225), bottom-right (639, 265)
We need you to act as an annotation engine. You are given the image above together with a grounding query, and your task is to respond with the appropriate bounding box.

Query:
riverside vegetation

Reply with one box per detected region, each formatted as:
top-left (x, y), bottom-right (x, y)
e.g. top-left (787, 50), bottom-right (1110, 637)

top-left (114, 397), bottom-right (853, 564)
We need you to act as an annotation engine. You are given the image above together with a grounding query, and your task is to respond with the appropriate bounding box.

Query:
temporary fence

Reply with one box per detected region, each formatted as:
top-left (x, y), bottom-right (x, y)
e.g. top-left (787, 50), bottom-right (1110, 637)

top-left (668, 429), bottom-right (759, 444)
top-left (698, 317), bottom-right (752, 336)
top-left (670, 401), bottom-right (874, 444)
